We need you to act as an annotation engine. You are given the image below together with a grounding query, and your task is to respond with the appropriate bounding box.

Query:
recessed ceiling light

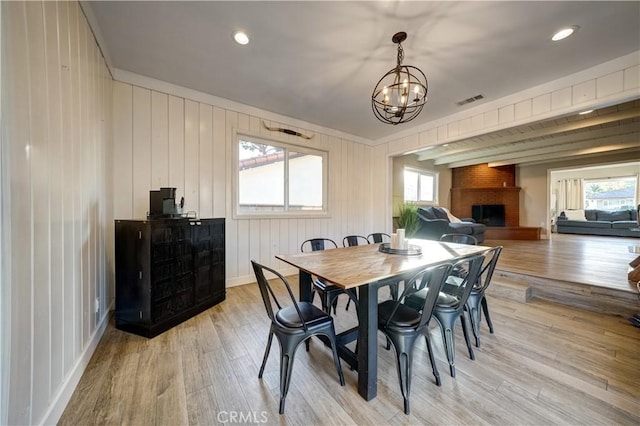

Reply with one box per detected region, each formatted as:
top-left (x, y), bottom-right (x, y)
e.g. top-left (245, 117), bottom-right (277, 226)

top-left (579, 109), bottom-right (594, 115)
top-left (233, 31), bottom-right (249, 45)
top-left (552, 26), bottom-right (578, 42)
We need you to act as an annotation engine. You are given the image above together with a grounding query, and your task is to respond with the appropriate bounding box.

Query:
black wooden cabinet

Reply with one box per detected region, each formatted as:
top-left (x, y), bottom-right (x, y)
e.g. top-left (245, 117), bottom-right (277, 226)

top-left (115, 218), bottom-right (225, 337)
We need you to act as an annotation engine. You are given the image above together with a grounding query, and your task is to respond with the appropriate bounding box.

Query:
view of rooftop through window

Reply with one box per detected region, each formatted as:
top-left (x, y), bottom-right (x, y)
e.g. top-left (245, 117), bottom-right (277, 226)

top-left (584, 176), bottom-right (637, 211)
top-left (237, 138), bottom-right (326, 214)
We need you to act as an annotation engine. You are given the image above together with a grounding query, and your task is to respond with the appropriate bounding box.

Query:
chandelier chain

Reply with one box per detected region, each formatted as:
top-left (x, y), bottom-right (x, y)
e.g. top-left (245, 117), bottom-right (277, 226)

top-left (396, 43), bottom-right (404, 70)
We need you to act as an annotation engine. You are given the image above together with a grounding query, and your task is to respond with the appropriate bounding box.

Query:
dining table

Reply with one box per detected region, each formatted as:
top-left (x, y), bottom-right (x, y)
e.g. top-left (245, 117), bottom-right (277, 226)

top-left (275, 238), bottom-right (490, 401)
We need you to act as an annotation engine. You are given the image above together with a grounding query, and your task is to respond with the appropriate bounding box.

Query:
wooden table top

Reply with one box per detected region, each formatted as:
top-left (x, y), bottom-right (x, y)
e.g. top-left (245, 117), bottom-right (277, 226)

top-left (276, 238), bottom-right (490, 289)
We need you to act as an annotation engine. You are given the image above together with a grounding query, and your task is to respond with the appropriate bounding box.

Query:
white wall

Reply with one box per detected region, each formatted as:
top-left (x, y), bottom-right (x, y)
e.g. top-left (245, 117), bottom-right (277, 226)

top-left (2, 1), bottom-right (112, 424)
top-left (112, 80), bottom-right (374, 287)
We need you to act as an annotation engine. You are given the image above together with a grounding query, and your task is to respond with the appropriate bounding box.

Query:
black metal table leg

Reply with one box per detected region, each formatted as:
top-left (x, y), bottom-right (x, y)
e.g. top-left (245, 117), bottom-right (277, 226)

top-left (299, 270), bottom-right (313, 302)
top-left (357, 282), bottom-right (380, 401)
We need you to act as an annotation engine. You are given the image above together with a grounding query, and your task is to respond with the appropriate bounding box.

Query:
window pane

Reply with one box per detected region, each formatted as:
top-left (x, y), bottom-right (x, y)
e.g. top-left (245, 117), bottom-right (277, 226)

top-left (584, 177), bottom-right (637, 211)
top-left (289, 151), bottom-right (323, 210)
top-left (238, 141), bottom-right (284, 210)
top-left (419, 174), bottom-right (434, 201)
top-left (404, 170), bottom-right (418, 201)
top-left (236, 136), bottom-right (327, 216)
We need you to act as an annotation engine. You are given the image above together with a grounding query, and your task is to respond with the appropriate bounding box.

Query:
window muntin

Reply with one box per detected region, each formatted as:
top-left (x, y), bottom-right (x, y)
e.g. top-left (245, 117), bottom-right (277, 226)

top-left (404, 167), bottom-right (437, 203)
top-left (236, 135), bottom-right (327, 217)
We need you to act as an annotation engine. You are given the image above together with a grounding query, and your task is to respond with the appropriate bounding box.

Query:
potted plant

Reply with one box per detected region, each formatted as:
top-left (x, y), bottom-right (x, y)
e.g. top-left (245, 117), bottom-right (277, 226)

top-left (396, 201), bottom-right (421, 237)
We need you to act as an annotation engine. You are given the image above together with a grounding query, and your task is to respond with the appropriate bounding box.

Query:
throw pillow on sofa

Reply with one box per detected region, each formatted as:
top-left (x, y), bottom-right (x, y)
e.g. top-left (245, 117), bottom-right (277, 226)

top-left (432, 207), bottom-right (449, 220)
top-left (597, 210), bottom-right (630, 221)
top-left (584, 210), bottom-right (598, 221)
top-left (418, 207), bottom-right (437, 220)
top-left (564, 209), bottom-right (586, 221)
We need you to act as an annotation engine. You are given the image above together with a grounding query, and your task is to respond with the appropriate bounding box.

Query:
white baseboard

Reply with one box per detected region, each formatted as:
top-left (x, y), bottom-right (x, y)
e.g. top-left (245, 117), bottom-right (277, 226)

top-left (226, 266), bottom-right (298, 288)
top-left (38, 308), bottom-right (111, 425)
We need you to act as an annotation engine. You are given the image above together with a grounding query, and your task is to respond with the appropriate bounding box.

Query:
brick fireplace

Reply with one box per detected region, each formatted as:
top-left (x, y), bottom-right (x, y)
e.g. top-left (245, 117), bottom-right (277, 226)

top-left (450, 164), bottom-right (520, 227)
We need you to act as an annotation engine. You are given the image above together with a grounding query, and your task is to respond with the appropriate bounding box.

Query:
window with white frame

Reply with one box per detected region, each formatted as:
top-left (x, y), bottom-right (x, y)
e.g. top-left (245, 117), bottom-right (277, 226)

top-left (235, 134), bottom-right (328, 217)
top-left (404, 167), bottom-right (438, 203)
top-left (583, 176), bottom-right (637, 211)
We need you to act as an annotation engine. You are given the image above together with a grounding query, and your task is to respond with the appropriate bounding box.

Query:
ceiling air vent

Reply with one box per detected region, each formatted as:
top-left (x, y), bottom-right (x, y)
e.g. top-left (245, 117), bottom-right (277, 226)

top-left (457, 94), bottom-right (485, 106)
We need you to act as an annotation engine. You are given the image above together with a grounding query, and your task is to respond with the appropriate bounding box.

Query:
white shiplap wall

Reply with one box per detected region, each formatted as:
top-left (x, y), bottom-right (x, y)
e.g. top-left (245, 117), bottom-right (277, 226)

top-left (2, 1), bottom-right (112, 424)
top-left (112, 81), bottom-right (374, 286)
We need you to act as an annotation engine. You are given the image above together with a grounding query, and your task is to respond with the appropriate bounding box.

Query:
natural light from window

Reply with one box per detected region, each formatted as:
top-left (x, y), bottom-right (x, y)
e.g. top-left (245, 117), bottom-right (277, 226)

top-left (236, 136), bottom-right (327, 216)
top-left (404, 167), bottom-right (437, 203)
top-left (584, 176), bottom-right (637, 211)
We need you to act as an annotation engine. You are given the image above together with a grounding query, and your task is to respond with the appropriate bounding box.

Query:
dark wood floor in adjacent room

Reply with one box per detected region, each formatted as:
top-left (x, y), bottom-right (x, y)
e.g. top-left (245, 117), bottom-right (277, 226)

top-left (59, 234), bottom-right (640, 425)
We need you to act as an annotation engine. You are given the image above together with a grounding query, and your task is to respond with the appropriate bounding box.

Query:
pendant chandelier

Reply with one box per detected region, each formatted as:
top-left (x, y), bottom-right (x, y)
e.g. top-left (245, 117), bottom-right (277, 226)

top-left (371, 32), bottom-right (428, 125)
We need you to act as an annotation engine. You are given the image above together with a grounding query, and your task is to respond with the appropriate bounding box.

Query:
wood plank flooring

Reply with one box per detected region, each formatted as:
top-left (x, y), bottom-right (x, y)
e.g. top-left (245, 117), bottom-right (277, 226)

top-left (487, 233), bottom-right (639, 292)
top-left (60, 235), bottom-right (640, 425)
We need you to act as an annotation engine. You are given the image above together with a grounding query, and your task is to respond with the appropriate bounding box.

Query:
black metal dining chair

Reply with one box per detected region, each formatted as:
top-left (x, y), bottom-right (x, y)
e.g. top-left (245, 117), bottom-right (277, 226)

top-left (377, 263), bottom-right (453, 415)
top-left (343, 235), bottom-right (370, 247)
top-left (445, 246), bottom-right (503, 347)
top-left (367, 232), bottom-right (391, 243)
top-left (405, 252), bottom-right (486, 377)
top-left (440, 233), bottom-right (478, 245)
top-left (251, 261), bottom-right (345, 414)
top-left (301, 238), bottom-right (358, 315)
top-left (432, 253), bottom-right (485, 377)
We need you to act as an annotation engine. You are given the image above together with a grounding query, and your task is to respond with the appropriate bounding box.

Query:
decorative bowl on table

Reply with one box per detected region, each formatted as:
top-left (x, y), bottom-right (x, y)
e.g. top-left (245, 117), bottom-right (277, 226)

top-left (378, 242), bottom-right (422, 256)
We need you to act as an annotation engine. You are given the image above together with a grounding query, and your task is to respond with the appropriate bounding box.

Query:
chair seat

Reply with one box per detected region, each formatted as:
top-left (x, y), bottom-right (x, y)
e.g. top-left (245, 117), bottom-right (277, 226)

top-left (275, 302), bottom-right (330, 328)
top-left (378, 300), bottom-right (421, 328)
top-left (436, 292), bottom-right (460, 308)
top-left (406, 287), bottom-right (461, 309)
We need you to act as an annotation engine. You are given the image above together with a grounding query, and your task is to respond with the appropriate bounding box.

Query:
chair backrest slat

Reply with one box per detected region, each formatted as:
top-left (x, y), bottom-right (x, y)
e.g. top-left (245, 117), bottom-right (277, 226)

top-left (301, 238), bottom-right (338, 252)
top-left (367, 232), bottom-right (391, 244)
top-left (343, 235), bottom-right (369, 247)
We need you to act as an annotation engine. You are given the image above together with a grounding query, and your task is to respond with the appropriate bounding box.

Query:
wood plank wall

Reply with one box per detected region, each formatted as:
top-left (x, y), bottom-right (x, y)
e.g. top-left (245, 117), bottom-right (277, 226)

top-left (112, 82), bottom-right (374, 286)
top-left (2, 1), bottom-right (112, 424)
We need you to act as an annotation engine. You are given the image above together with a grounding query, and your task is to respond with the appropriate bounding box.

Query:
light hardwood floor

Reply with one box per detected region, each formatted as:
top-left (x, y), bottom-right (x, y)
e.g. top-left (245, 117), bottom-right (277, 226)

top-left (488, 233), bottom-right (639, 292)
top-left (60, 235), bottom-right (640, 425)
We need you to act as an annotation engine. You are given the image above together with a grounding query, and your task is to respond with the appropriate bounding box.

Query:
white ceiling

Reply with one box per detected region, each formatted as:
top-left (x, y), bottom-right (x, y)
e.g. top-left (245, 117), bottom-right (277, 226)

top-left (85, 1), bottom-right (640, 165)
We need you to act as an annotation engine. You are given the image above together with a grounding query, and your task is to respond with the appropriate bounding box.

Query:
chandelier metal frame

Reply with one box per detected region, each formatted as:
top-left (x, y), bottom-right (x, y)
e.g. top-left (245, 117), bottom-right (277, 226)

top-left (371, 32), bottom-right (428, 125)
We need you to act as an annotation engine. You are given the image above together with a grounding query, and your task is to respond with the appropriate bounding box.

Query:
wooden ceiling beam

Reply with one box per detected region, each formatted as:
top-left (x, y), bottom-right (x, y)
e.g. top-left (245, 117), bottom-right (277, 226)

top-left (415, 107), bottom-right (640, 162)
top-left (447, 134), bottom-right (639, 168)
top-left (433, 122), bottom-right (640, 165)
